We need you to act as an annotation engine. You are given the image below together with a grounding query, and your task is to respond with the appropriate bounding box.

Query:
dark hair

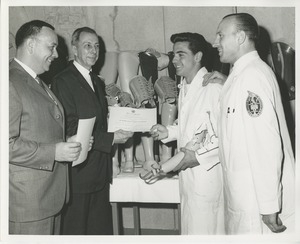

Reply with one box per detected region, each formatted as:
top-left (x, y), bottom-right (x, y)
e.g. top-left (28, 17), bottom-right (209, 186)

top-left (71, 27), bottom-right (98, 46)
top-left (15, 20), bottom-right (54, 48)
top-left (223, 13), bottom-right (259, 43)
top-left (170, 32), bottom-right (213, 71)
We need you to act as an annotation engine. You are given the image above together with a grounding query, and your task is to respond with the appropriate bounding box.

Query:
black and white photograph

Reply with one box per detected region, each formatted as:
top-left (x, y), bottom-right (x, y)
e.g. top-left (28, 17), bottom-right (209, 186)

top-left (1, 0), bottom-right (299, 243)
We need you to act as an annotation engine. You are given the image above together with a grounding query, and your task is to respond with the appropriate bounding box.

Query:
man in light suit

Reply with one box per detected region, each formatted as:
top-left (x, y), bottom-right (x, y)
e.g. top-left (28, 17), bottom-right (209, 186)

top-left (9, 20), bottom-right (82, 235)
top-left (52, 27), bottom-right (133, 235)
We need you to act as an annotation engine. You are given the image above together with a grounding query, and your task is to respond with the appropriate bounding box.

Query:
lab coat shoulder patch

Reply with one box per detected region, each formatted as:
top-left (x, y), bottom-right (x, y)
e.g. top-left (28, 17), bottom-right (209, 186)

top-left (246, 91), bottom-right (263, 117)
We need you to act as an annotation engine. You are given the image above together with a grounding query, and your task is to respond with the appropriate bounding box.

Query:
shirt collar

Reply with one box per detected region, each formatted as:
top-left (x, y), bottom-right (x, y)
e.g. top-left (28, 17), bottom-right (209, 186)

top-left (73, 60), bottom-right (91, 77)
top-left (182, 66), bottom-right (208, 86)
top-left (14, 58), bottom-right (37, 79)
top-left (232, 51), bottom-right (259, 74)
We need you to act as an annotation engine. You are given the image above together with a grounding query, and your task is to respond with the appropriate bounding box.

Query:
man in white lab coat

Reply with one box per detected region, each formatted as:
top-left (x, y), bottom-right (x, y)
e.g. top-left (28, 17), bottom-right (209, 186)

top-left (206, 13), bottom-right (295, 234)
top-left (150, 32), bottom-right (224, 234)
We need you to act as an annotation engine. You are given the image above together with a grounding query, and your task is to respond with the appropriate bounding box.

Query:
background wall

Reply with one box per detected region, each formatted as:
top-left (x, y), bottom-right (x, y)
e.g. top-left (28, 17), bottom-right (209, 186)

top-left (8, 5), bottom-right (295, 233)
top-left (9, 6), bottom-right (295, 60)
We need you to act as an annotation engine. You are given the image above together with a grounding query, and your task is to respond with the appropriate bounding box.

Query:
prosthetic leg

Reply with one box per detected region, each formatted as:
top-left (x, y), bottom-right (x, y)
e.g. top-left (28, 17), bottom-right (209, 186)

top-left (100, 51), bottom-right (120, 177)
top-left (140, 112), bottom-right (217, 184)
top-left (118, 51), bottom-right (139, 173)
top-left (138, 50), bottom-right (161, 171)
top-left (154, 76), bottom-right (178, 163)
top-left (154, 51), bottom-right (179, 163)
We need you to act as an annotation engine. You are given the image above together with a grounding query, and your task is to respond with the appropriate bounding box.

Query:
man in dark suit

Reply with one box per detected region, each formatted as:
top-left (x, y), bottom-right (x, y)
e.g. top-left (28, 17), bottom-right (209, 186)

top-left (9, 20), bottom-right (82, 235)
top-left (52, 27), bottom-right (133, 235)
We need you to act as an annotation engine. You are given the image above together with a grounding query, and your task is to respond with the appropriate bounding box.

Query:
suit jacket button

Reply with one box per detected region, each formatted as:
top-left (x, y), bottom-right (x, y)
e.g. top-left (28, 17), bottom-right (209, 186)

top-left (55, 114), bottom-right (61, 119)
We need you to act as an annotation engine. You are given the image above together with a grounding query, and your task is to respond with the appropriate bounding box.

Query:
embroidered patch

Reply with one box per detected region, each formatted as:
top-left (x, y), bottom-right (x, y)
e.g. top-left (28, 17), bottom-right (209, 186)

top-left (246, 91), bottom-right (263, 117)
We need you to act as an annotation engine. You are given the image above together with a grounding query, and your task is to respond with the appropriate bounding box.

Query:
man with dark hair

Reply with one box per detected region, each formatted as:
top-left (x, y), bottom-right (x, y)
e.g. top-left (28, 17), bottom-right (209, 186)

top-left (150, 32), bottom-right (224, 234)
top-left (9, 20), bottom-right (82, 234)
top-left (52, 27), bottom-right (133, 235)
top-left (211, 13), bottom-right (295, 234)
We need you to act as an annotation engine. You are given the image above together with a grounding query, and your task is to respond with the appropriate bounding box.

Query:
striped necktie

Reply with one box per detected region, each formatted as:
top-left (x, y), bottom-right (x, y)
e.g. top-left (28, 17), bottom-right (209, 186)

top-left (36, 76), bottom-right (58, 105)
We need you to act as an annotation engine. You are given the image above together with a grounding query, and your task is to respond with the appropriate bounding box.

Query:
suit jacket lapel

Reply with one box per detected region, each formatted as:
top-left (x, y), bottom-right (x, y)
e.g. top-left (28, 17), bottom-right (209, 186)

top-left (69, 63), bottom-right (95, 94)
top-left (10, 60), bottom-right (65, 130)
top-left (69, 63), bottom-right (106, 110)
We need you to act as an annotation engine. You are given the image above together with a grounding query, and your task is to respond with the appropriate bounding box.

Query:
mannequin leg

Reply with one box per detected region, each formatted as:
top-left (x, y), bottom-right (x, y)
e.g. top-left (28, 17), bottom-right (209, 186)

top-left (112, 144), bottom-right (120, 177)
top-left (160, 102), bottom-right (177, 164)
top-left (141, 133), bottom-right (159, 171)
top-left (123, 138), bottom-right (134, 173)
top-left (118, 51), bottom-right (139, 173)
top-left (100, 51), bottom-right (119, 86)
top-left (138, 50), bottom-right (161, 171)
top-left (118, 51), bottom-right (139, 94)
top-left (101, 52), bottom-right (120, 176)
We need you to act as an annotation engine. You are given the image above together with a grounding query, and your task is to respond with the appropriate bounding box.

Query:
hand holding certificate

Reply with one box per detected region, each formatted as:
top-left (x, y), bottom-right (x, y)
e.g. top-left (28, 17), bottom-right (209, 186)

top-left (108, 107), bottom-right (157, 132)
top-left (72, 117), bottom-right (96, 167)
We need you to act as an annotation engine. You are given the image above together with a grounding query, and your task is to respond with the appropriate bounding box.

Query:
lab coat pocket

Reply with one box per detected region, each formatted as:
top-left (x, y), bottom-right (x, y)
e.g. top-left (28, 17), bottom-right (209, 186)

top-left (192, 164), bottom-right (223, 202)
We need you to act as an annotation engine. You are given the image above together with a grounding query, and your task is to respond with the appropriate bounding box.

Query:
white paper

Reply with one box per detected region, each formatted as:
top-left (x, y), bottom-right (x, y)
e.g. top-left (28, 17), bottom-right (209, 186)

top-left (72, 117), bottom-right (96, 167)
top-left (108, 107), bottom-right (157, 132)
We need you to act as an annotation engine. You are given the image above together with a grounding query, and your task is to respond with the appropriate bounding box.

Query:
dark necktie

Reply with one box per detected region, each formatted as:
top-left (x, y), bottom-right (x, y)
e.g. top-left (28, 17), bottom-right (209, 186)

top-left (89, 71), bottom-right (100, 101)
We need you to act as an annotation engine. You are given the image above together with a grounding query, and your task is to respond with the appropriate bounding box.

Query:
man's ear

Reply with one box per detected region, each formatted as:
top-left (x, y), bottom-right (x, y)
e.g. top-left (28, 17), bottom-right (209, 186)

top-left (237, 30), bottom-right (247, 45)
top-left (26, 38), bottom-right (35, 54)
top-left (195, 51), bottom-right (203, 63)
top-left (72, 45), bottom-right (78, 57)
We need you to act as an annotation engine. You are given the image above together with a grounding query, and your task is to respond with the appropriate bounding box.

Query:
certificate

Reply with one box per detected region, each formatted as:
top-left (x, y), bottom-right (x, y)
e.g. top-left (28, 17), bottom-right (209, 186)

top-left (72, 117), bottom-right (96, 167)
top-left (108, 106), bottom-right (157, 132)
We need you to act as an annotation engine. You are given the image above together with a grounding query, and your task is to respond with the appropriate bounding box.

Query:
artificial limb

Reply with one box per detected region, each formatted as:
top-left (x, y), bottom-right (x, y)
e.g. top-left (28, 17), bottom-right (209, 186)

top-left (117, 51), bottom-right (139, 173)
top-left (154, 76), bottom-right (178, 164)
top-left (140, 112), bottom-right (217, 184)
top-left (100, 51), bottom-right (121, 177)
top-left (148, 49), bottom-right (179, 164)
top-left (137, 50), bottom-right (163, 171)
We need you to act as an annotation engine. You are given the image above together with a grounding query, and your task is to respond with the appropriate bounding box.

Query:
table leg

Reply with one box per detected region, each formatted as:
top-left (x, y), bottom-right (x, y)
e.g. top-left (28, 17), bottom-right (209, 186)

top-left (177, 203), bottom-right (181, 234)
top-left (111, 202), bottom-right (120, 235)
top-left (133, 205), bottom-right (140, 235)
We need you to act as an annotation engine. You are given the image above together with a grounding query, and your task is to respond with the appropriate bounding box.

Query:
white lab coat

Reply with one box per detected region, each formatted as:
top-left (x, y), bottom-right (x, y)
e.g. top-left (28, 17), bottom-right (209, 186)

top-left (163, 67), bottom-right (225, 234)
top-left (219, 51), bottom-right (295, 234)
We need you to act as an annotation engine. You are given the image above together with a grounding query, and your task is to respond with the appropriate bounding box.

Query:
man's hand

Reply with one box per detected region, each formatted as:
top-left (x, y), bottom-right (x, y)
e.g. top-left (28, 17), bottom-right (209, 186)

top-left (149, 124), bottom-right (168, 141)
top-left (55, 141), bottom-right (82, 162)
top-left (172, 147), bottom-right (199, 172)
top-left (88, 136), bottom-right (94, 151)
top-left (113, 130), bottom-right (134, 144)
top-left (67, 134), bottom-right (93, 151)
top-left (202, 71), bottom-right (227, 86)
top-left (262, 213), bottom-right (287, 233)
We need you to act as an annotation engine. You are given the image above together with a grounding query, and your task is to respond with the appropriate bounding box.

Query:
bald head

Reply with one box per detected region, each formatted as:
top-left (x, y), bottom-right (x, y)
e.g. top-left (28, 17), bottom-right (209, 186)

top-left (223, 13), bottom-right (259, 45)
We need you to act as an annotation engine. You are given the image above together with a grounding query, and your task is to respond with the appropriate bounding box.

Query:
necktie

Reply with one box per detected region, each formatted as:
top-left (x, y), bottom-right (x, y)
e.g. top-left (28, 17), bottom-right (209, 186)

top-left (36, 76), bottom-right (58, 105)
top-left (89, 71), bottom-right (100, 101)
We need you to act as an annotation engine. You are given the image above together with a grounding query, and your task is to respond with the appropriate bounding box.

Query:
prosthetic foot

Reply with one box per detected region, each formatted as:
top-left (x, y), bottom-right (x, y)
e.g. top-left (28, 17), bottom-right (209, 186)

top-left (122, 137), bottom-right (135, 173)
top-left (141, 133), bottom-right (159, 171)
top-left (112, 144), bottom-right (121, 178)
